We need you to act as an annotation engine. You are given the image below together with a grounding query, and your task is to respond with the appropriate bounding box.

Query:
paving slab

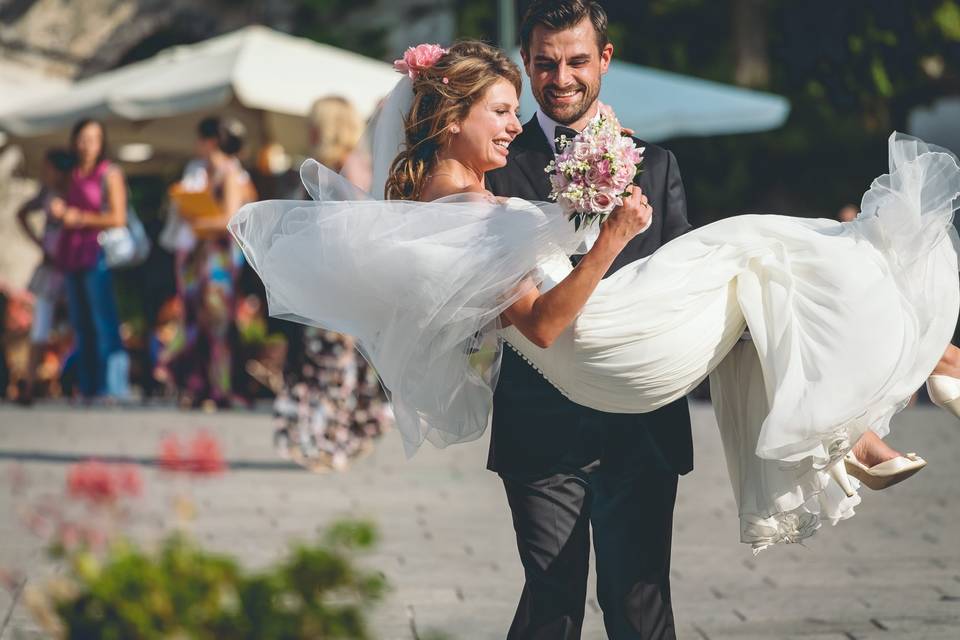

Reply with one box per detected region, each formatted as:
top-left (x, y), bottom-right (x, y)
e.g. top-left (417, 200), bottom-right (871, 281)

top-left (0, 401), bottom-right (958, 639)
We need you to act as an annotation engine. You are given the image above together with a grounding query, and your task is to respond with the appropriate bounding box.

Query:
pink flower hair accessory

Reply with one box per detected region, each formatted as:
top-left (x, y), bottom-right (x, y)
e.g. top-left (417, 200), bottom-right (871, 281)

top-left (393, 43), bottom-right (449, 80)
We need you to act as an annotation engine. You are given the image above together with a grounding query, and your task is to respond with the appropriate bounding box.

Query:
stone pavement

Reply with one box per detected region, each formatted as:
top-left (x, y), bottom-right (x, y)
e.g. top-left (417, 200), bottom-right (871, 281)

top-left (1, 401), bottom-right (958, 639)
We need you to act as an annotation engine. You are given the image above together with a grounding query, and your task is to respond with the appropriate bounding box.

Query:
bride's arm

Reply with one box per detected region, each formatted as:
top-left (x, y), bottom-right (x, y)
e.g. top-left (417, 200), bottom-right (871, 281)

top-left (501, 186), bottom-right (651, 348)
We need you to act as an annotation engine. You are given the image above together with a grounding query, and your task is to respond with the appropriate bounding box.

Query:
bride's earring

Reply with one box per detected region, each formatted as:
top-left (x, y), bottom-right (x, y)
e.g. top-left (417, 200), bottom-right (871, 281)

top-left (451, 125), bottom-right (460, 134)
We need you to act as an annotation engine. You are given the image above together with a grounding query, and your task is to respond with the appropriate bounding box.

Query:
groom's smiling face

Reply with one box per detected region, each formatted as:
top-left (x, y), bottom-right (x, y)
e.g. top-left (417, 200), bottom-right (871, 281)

top-left (523, 17), bottom-right (613, 129)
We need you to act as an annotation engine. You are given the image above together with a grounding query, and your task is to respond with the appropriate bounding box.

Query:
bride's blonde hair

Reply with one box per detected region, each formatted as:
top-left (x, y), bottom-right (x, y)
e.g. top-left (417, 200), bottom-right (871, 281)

top-left (384, 41), bottom-right (522, 201)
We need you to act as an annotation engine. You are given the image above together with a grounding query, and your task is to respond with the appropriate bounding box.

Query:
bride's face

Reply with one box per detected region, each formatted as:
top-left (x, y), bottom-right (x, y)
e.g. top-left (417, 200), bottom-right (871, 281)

top-left (446, 78), bottom-right (522, 172)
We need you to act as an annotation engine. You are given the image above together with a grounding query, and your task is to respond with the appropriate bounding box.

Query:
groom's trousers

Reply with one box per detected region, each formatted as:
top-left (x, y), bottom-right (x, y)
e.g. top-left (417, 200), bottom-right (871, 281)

top-left (500, 454), bottom-right (679, 640)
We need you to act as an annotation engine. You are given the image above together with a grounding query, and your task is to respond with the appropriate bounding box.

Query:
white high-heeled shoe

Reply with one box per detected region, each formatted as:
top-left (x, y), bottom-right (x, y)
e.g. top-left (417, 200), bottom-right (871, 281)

top-left (844, 451), bottom-right (926, 491)
top-left (927, 374), bottom-right (960, 418)
top-left (827, 459), bottom-right (856, 498)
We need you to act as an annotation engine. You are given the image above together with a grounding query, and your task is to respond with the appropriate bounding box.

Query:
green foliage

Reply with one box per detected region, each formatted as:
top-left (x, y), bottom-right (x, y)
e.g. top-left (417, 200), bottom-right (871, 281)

top-left (617, 0), bottom-right (960, 221)
top-left (456, 1), bottom-right (960, 223)
top-left (292, 0), bottom-right (389, 60)
top-left (771, 1), bottom-right (959, 129)
top-left (456, 0), bottom-right (498, 43)
top-left (47, 521), bottom-right (385, 640)
top-left (936, 1), bottom-right (960, 39)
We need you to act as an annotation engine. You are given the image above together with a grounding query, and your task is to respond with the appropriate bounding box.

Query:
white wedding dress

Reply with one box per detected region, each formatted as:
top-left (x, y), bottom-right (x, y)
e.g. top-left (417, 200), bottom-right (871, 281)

top-left (229, 132), bottom-right (960, 551)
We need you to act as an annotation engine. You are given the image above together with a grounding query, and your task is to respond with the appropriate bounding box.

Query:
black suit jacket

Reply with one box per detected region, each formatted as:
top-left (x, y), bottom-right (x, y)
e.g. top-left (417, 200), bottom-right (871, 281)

top-left (485, 116), bottom-right (694, 476)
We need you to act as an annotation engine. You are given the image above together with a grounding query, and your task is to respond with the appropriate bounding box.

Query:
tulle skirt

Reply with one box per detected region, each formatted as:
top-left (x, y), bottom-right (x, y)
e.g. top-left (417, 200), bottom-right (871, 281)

top-left (230, 133), bottom-right (960, 549)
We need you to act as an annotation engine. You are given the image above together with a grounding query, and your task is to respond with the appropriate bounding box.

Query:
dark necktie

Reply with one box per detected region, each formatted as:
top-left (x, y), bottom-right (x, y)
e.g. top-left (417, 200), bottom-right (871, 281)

top-left (554, 125), bottom-right (579, 153)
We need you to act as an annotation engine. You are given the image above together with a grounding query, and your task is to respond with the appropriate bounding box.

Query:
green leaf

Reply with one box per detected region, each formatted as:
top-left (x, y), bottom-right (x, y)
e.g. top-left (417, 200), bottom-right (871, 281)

top-left (870, 58), bottom-right (893, 97)
top-left (44, 519), bottom-right (385, 638)
top-left (324, 520), bottom-right (378, 549)
top-left (935, 1), bottom-right (960, 40)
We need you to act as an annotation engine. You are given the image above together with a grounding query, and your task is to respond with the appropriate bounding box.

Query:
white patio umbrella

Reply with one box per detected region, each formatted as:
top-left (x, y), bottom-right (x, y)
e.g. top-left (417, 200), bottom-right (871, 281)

top-left (0, 26), bottom-right (401, 172)
top-left (0, 61), bottom-right (69, 147)
top-left (512, 50), bottom-right (790, 141)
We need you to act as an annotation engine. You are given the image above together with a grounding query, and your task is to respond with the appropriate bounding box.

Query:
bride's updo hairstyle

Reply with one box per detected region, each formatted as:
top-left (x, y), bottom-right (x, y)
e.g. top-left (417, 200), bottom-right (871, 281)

top-left (385, 41), bottom-right (521, 200)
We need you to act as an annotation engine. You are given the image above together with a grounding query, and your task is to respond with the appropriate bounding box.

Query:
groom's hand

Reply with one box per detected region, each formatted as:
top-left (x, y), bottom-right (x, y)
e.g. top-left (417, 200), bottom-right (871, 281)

top-left (602, 185), bottom-right (653, 248)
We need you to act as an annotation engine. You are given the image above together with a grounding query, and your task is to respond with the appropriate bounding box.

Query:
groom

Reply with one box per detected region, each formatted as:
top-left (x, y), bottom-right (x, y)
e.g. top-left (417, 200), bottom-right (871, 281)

top-left (485, 1), bottom-right (693, 638)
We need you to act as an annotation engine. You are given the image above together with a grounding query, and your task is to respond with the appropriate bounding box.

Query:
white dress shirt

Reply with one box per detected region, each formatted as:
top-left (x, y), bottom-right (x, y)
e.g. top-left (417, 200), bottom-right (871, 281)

top-left (535, 105), bottom-right (600, 150)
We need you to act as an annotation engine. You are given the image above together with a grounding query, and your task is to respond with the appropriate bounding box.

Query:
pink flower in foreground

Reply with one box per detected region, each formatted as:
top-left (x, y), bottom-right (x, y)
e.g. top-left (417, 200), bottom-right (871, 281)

top-left (66, 460), bottom-right (142, 505)
top-left (116, 464), bottom-right (143, 496)
top-left (5, 463), bottom-right (28, 495)
top-left (158, 432), bottom-right (227, 476)
top-left (23, 510), bottom-right (53, 538)
top-left (57, 522), bottom-right (82, 551)
top-left (393, 43), bottom-right (448, 79)
top-left (158, 435), bottom-right (183, 472)
top-left (0, 568), bottom-right (24, 591)
top-left (84, 526), bottom-right (107, 551)
top-left (67, 461), bottom-right (116, 504)
top-left (187, 431), bottom-right (227, 475)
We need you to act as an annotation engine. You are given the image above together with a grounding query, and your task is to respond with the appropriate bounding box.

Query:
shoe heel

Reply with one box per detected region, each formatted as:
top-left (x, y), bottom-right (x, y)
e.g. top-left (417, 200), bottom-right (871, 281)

top-left (827, 459), bottom-right (855, 497)
top-left (927, 375), bottom-right (960, 418)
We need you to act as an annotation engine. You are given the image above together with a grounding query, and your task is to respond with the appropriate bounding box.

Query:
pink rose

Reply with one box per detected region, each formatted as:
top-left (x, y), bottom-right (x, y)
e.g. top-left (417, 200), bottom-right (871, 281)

top-left (591, 160), bottom-right (616, 188)
top-left (393, 43), bottom-right (449, 79)
top-left (550, 172), bottom-right (570, 193)
top-left (590, 192), bottom-right (616, 214)
top-left (571, 141), bottom-right (590, 161)
top-left (599, 159), bottom-right (614, 181)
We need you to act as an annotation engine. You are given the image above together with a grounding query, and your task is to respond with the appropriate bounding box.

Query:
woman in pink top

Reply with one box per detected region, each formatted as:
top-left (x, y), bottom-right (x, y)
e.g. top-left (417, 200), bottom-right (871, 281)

top-left (51, 119), bottom-right (130, 401)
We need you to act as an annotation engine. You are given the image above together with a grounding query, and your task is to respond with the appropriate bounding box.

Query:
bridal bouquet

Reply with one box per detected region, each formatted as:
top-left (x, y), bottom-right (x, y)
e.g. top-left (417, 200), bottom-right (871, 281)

top-left (545, 106), bottom-right (644, 230)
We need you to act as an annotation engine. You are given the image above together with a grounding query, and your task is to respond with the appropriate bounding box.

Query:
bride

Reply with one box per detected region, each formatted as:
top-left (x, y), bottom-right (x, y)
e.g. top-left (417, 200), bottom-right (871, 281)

top-left (229, 41), bottom-right (960, 550)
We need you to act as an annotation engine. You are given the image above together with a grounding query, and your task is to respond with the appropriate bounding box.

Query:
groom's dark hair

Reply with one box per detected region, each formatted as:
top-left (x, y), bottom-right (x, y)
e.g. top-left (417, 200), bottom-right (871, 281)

top-left (519, 0), bottom-right (609, 55)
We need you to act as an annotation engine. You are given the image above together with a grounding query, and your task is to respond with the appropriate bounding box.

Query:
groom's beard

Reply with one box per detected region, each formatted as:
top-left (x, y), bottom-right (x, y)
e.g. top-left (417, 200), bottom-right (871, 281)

top-left (534, 79), bottom-right (601, 126)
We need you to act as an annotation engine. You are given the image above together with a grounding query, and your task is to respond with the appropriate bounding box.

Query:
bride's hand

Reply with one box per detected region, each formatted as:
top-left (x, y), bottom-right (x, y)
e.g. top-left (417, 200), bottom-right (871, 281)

top-left (600, 185), bottom-right (652, 248)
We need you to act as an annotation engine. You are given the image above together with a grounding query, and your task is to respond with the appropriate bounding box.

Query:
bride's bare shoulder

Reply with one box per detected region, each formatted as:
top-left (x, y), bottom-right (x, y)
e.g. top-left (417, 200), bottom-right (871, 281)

top-left (420, 159), bottom-right (494, 202)
top-left (421, 174), bottom-right (486, 201)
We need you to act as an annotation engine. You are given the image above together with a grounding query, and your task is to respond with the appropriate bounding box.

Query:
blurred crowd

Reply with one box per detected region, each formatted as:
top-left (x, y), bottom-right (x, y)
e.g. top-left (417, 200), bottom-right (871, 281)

top-left (1, 96), bottom-right (392, 471)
